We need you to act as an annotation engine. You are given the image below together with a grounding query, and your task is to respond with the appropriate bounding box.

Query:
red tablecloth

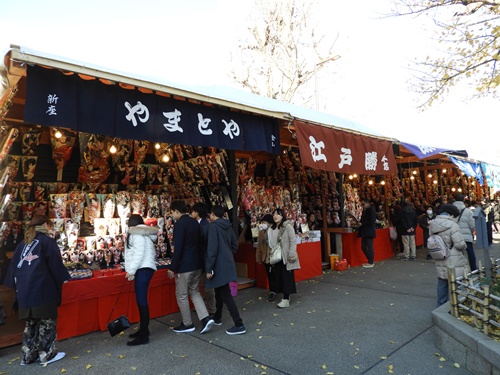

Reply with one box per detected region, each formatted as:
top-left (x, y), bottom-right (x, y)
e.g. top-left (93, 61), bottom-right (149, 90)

top-left (57, 269), bottom-right (177, 340)
top-left (340, 228), bottom-right (394, 268)
top-left (255, 242), bottom-right (322, 289)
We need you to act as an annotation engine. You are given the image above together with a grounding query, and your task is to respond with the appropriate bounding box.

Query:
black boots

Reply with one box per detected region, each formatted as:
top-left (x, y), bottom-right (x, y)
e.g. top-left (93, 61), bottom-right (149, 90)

top-left (127, 305), bottom-right (150, 346)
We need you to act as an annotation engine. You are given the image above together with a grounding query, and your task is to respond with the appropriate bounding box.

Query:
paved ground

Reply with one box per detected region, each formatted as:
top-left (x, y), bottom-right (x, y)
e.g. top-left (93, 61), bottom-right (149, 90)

top-left (2, 234), bottom-right (499, 375)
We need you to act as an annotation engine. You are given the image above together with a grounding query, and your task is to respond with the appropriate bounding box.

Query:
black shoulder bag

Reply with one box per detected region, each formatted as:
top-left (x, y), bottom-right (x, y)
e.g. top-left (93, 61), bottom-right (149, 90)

top-left (106, 278), bottom-right (131, 336)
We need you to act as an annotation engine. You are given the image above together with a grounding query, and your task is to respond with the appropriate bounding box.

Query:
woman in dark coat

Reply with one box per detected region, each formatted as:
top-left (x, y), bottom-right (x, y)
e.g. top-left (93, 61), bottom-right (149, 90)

top-left (4, 215), bottom-right (70, 365)
top-left (358, 199), bottom-right (377, 268)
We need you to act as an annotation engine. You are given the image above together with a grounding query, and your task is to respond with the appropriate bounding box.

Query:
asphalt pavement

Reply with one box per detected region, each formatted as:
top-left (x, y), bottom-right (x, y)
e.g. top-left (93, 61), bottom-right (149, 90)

top-left (2, 235), bottom-right (499, 375)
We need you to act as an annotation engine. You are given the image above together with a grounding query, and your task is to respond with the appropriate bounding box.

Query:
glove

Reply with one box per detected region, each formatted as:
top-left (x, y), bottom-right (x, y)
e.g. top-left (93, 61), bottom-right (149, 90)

top-left (126, 272), bottom-right (135, 281)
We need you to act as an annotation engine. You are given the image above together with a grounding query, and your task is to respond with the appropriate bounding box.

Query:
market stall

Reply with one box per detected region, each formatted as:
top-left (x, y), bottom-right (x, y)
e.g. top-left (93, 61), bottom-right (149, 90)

top-left (2, 45), bottom-right (492, 347)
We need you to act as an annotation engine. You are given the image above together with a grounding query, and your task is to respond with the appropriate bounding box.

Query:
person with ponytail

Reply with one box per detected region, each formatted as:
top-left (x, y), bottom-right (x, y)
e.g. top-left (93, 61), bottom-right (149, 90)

top-left (124, 214), bottom-right (158, 346)
top-left (4, 215), bottom-right (70, 366)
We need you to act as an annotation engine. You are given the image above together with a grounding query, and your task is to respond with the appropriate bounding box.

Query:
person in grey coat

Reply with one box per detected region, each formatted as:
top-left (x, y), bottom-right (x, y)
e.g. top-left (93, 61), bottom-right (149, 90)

top-left (452, 194), bottom-right (477, 271)
top-left (267, 208), bottom-right (300, 308)
top-left (205, 205), bottom-right (245, 335)
top-left (430, 204), bottom-right (469, 307)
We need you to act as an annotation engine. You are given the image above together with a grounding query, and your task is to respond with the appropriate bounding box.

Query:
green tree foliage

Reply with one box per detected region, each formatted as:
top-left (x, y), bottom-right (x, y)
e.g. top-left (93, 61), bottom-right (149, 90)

top-left (391, 0), bottom-right (500, 107)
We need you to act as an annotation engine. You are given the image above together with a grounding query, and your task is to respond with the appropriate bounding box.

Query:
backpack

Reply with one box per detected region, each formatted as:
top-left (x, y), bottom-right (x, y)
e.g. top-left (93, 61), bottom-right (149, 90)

top-left (427, 230), bottom-right (451, 260)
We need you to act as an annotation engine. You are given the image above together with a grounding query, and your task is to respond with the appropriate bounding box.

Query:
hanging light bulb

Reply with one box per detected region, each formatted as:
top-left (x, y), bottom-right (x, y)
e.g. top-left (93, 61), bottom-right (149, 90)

top-left (54, 130), bottom-right (62, 139)
top-left (458, 188), bottom-right (462, 192)
top-left (442, 168), bottom-right (447, 173)
top-left (353, 174), bottom-right (358, 178)
top-left (433, 180), bottom-right (438, 185)
top-left (412, 170), bottom-right (417, 175)
top-left (381, 180), bottom-right (386, 185)
top-left (368, 180), bottom-right (374, 185)
top-left (162, 154), bottom-right (170, 163)
top-left (348, 175), bottom-right (353, 180)
top-left (427, 173), bottom-right (432, 178)
top-left (451, 187), bottom-right (456, 192)
top-left (109, 145), bottom-right (117, 154)
top-left (410, 175), bottom-right (415, 180)
top-left (155, 143), bottom-right (161, 150)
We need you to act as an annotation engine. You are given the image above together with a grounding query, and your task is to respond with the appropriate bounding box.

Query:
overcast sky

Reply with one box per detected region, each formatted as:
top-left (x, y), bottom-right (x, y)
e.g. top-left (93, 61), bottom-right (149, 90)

top-left (1, 0), bottom-right (499, 165)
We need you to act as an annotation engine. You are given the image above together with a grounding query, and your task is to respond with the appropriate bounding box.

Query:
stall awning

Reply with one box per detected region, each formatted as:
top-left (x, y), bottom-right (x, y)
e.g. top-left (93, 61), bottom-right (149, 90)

top-left (295, 120), bottom-right (397, 175)
top-left (400, 142), bottom-right (468, 160)
top-left (448, 156), bottom-right (484, 186)
top-left (23, 65), bottom-right (280, 154)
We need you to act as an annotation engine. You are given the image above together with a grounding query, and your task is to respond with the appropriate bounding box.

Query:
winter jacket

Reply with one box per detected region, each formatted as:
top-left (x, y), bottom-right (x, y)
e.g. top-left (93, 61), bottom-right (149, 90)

top-left (4, 231), bottom-right (70, 318)
top-left (205, 218), bottom-right (238, 289)
top-left (169, 214), bottom-right (203, 274)
top-left (256, 227), bottom-right (271, 264)
top-left (125, 224), bottom-right (158, 275)
top-left (452, 201), bottom-right (475, 243)
top-left (430, 214), bottom-right (469, 279)
top-left (418, 213), bottom-right (435, 232)
top-left (268, 221), bottom-right (301, 271)
top-left (358, 205), bottom-right (376, 238)
top-left (401, 205), bottom-right (419, 236)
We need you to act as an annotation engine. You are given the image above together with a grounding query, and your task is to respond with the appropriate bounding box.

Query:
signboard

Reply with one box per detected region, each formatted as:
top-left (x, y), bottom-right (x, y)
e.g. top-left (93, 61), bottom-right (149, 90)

top-left (24, 65), bottom-right (280, 154)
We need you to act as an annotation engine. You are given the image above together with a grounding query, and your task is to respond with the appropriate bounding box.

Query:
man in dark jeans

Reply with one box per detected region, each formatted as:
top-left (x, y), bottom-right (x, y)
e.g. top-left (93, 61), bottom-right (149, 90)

top-left (205, 205), bottom-right (245, 335)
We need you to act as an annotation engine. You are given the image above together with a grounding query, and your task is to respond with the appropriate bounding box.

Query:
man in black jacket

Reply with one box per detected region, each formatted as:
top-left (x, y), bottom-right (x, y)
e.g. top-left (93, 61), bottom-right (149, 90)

top-left (401, 201), bottom-right (419, 261)
top-left (191, 202), bottom-right (216, 317)
top-left (358, 199), bottom-right (377, 268)
top-left (168, 201), bottom-right (214, 334)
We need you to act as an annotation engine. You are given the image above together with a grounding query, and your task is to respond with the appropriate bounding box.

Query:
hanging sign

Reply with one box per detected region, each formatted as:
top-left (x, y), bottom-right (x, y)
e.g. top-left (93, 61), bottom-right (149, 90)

top-left (295, 120), bottom-right (397, 175)
top-left (24, 65), bottom-right (280, 154)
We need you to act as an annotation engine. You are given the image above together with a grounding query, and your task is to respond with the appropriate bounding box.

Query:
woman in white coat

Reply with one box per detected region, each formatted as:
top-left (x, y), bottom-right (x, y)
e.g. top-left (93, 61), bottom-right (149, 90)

top-left (430, 204), bottom-right (469, 307)
top-left (124, 214), bottom-right (157, 346)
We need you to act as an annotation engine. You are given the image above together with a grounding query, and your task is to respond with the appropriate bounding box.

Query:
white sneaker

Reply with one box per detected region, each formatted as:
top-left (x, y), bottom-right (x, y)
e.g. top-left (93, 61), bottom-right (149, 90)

top-left (40, 352), bottom-right (66, 365)
top-left (362, 263), bottom-right (374, 268)
top-left (277, 299), bottom-right (290, 308)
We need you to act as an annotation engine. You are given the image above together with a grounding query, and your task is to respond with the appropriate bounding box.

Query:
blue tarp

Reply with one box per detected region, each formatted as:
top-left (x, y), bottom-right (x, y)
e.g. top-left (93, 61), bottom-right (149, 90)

top-left (448, 156), bottom-right (484, 186)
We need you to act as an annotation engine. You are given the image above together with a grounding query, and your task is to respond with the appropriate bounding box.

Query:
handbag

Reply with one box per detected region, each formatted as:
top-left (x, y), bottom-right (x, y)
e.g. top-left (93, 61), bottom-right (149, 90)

top-left (269, 243), bottom-right (282, 265)
top-left (107, 315), bottom-right (131, 337)
top-left (106, 277), bottom-right (131, 337)
top-left (268, 224), bottom-right (287, 265)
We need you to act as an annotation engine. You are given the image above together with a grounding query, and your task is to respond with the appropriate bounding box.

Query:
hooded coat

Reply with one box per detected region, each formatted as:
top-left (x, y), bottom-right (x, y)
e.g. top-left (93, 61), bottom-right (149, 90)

top-left (205, 218), bottom-right (238, 289)
top-left (452, 201), bottom-right (475, 243)
top-left (125, 224), bottom-right (158, 275)
top-left (430, 214), bottom-right (469, 279)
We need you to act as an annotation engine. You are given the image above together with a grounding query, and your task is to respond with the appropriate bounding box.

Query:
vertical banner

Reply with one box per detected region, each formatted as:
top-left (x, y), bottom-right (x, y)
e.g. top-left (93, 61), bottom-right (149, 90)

top-left (24, 65), bottom-right (78, 129)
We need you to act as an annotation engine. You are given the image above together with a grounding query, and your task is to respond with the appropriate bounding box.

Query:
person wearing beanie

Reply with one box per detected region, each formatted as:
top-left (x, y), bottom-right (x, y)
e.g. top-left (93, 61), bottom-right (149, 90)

top-left (4, 215), bottom-right (70, 366)
top-left (255, 214), bottom-right (278, 301)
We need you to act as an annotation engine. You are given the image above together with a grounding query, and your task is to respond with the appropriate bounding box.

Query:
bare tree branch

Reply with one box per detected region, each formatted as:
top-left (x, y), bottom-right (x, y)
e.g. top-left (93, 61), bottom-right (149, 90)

top-left (389, 0), bottom-right (500, 107)
top-left (230, 0), bottom-right (340, 107)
